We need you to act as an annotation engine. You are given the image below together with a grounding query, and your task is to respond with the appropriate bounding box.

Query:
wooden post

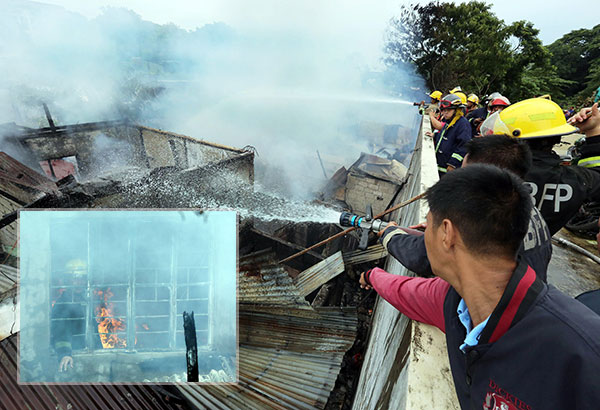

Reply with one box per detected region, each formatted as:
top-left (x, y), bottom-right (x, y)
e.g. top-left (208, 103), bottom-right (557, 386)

top-left (183, 311), bottom-right (199, 382)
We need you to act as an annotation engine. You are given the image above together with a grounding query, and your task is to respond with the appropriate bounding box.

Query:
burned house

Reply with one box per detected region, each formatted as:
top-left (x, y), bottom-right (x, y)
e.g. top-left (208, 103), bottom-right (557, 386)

top-left (0, 116), bottom-right (366, 408)
top-left (321, 152), bottom-right (407, 217)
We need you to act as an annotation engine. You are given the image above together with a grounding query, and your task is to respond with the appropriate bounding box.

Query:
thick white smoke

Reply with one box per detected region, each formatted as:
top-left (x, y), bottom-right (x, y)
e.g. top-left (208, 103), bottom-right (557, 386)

top-left (0, 1), bottom-right (426, 198)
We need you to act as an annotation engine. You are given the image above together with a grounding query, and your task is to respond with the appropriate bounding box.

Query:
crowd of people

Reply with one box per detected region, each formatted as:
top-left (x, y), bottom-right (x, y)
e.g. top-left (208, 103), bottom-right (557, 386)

top-left (364, 89), bottom-right (600, 408)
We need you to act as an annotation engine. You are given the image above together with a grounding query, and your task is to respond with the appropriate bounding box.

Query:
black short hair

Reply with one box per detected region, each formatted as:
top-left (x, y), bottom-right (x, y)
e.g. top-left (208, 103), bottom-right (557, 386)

top-left (466, 135), bottom-right (532, 177)
top-left (425, 164), bottom-right (532, 258)
top-left (524, 135), bottom-right (562, 152)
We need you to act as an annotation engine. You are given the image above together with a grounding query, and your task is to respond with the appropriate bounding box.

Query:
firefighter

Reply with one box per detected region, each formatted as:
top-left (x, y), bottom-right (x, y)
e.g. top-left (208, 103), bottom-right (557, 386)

top-left (570, 103), bottom-right (600, 167)
top-left (466, 94), bottom-right (479, 113)
top-left (430, 90), bottom-right (466, 132)
top-left (51, 258), bottom-right (88, 373)
top-left (488, 96), bottom-right (510, 114)
top-left (420, 90), bottom-right (442, 116)
top-left (453, 91), bottom-right (468, 106)
top-left (380, 134), bottom-right (552, 281)
top-left (466, 93), bottom-right (497, 136)
top-left (480, 98), bottom-right (600, 235)
top-left (360, 165), bottom-right (600, 409)
top-left (434, 94), bottom-right (472, 178)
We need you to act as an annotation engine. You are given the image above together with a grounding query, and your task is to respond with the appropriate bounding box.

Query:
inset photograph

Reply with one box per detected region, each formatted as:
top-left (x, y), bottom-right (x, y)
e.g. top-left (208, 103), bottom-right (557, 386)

top-left (18, 210), bottom-right (237, 383)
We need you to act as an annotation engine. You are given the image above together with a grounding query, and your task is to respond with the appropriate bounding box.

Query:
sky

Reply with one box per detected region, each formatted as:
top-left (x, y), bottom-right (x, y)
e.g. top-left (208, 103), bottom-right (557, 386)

top-left (35, 0), bottom-right (600, 48)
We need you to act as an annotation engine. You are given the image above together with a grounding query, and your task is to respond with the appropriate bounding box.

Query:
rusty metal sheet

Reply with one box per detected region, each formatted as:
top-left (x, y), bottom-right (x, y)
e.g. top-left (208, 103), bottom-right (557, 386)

top-left (293, 251), bottom-right (345, 297)
top-left (179, 306), bottom-right (357, 410)
top-left (240, 306), bottom-right (357, 353)
top-left (0, 152), bottom-right (57, 197)
top-left (239, 250), bottom-right (311, 308)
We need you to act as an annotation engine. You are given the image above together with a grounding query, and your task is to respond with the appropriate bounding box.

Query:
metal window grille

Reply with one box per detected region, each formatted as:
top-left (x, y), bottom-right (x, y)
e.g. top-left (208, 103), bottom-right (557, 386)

top-left (49, 219), bottom-right (213, 354)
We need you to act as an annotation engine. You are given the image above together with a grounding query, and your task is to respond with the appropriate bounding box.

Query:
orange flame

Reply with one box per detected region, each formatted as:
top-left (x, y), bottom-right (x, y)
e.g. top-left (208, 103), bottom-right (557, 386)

top-left (94, 287), bottom-right (127, 348)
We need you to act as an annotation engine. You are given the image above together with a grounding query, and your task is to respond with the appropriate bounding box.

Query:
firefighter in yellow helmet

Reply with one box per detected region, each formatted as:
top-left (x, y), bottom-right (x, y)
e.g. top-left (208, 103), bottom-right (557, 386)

top-left (434, 94), bottom-right (473, 178)
top-left (419, 90), bottom-right (443, 116)
top-left (429, 90), bottom-right (443, 101)
top-left (480, 98), bottom-right (600, 235)
top-left (466, 94), bottom-right (479, 112)
top-left (453, 91), bottom-right (467, 106)
top-left (51, 259), bottom-right (88, 375)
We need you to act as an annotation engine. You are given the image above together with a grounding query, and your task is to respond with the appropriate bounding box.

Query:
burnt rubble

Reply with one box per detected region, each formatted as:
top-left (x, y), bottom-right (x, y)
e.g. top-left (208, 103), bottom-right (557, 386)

top-left (0, 117), bottom-right (401, 409)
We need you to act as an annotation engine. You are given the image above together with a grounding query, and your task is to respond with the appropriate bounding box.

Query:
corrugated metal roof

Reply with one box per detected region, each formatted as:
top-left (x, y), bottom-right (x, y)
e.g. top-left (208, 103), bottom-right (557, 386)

top-left (0, 264), bottom-right (17, 295)
top-left (239, 250), bottom-right (311, 308)
top-left (293, 251), bottom-right (344, 297)
top-left (179, 306), bottom-right (357, 410)
top-left (342, 244), bottom-right (388, 266)
top-left (240, 306), bottom-right (357, 352)
top-left (186, 249), bottom-right (358, 409)
top-left (0, 333), bottom-right (189, 410)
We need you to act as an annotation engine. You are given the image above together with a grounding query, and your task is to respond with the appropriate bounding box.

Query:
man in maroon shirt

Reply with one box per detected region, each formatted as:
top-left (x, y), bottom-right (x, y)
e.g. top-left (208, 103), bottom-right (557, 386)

top-left (360, 164), bottom-right (600, 409)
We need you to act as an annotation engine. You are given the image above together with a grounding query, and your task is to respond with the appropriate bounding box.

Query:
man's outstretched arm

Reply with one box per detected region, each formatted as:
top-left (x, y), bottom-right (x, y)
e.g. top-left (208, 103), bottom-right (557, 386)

top-left (361, 267), bottom-right (449, 332)
top-left (380, 226), bottom-right (434, 277)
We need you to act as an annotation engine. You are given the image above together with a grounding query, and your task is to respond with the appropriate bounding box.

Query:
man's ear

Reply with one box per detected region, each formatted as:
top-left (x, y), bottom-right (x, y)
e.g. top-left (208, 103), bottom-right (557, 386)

top-left (441, 219), bottom-right (457, 251)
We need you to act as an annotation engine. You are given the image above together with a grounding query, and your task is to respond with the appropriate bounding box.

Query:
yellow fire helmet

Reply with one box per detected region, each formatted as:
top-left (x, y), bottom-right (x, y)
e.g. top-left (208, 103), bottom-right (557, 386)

top-left (480, 98), bottom-right (578, 139)
top-left (65, 258), bottom-right (88, 276)
top-left (429, 90), bottom-right (442, 100)
top-left (450, 86), bottom-right (462, 93)
top-left (467, 94), bottom-right (479, 104)
top-left (453, 91), bottom-right (468, 105)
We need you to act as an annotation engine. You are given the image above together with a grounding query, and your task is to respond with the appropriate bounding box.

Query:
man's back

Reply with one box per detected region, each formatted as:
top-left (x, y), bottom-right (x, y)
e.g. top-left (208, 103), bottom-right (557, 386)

top-left (525, 149), bottom-right (600, 235)
top-left (382, 206), bottom-right (552, 281)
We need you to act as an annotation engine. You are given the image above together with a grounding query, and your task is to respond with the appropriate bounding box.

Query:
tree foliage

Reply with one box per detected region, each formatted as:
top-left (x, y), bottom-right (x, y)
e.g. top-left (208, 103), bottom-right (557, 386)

top-left (384, 1), bottom-right (563, 101)
top-left (547, 24), bottom-right (600, 105)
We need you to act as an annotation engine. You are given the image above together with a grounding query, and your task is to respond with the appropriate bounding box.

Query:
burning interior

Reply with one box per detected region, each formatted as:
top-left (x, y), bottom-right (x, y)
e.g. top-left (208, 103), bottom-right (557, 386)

top-left (20, 210), bottom-right (236, 383)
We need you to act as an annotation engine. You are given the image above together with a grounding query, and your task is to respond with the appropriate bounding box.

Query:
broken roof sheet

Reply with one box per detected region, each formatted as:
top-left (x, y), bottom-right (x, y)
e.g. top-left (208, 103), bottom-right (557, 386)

top-left (180, 306), bottom-right (357, 410)
top-left (293, 251), bottom-right (344, 297)
top-left (0, 152), bottom-right (58, 200)
top-left (349, 152), bottom-right (407, 184)
top-left (239, 249), bottom-right (312, 308)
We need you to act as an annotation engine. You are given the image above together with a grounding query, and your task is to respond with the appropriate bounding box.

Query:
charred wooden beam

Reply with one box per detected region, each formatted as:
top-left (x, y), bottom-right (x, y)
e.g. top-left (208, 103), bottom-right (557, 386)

top-left (183, 311), bottom-right (199, 382)
top-left (42, 102), bottom-right (56, 131)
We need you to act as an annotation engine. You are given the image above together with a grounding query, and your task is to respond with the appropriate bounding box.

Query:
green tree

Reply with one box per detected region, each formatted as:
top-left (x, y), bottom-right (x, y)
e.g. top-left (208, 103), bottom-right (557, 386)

top-left (547, 24), bottom-right (600, 104)
top-left (384, 1), bottom-right (561, 101)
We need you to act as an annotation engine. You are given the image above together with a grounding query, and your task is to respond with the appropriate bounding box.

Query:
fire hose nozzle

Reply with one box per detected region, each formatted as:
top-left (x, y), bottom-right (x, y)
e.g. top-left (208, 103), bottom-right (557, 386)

top-left (339, 207), bottom-right (389, 250)
top-left (339, 211), bottom-right (388, 233)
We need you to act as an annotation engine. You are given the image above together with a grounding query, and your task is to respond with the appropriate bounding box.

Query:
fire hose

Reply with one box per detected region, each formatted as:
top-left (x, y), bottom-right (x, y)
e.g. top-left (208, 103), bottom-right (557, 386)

top-left (552, 237), bottom-right (600, 266)
top-left (278, 192), bottom-right (425, 264)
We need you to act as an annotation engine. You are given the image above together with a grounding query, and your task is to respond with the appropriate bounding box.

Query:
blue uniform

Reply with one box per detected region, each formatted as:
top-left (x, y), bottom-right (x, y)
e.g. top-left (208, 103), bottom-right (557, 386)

top-left (434, 116), bottom-right (472, 176)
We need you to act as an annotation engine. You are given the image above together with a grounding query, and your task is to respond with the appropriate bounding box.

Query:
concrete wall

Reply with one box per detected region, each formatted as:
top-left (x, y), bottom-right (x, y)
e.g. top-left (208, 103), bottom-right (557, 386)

top-left (19, 123), bottom-right (248, 179)
top-left (352, 116), bottom-right (459, 409)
